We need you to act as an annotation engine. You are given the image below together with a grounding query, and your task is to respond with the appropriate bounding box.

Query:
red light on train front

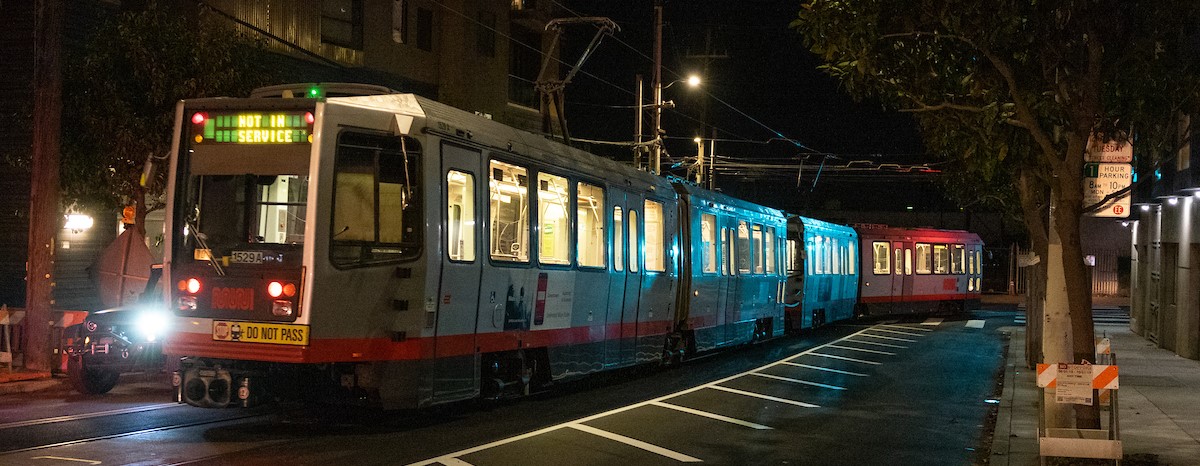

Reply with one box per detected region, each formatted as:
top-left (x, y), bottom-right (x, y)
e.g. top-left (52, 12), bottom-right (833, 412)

top-left (191, 112), bottom-right (207, 125)
top-left (283, 283), bottom-right (296, 297)
top-left (186, 278), bottom-right (201, 294)
top-left (305, 111), bottom-right (315, 124)
top-left (267, 281), bottom-right (283, 298)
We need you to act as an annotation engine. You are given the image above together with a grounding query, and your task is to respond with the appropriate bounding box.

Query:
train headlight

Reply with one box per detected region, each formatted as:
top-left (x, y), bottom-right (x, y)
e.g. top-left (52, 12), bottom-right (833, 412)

top-left (272, 300), bottom-right (294, 317)
top-left (178, 278), bottom-right (202, 294)
top-left (268, 281), bottom-right (283, 298)
top-left (177, 296), bottom-right (197, 311)
top-left (134, 309), bottom-right (171, 342)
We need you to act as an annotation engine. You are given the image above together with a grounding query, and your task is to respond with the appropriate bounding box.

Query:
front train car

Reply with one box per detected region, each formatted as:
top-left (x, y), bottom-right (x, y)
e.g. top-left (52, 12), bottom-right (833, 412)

top-left (163, 87), bottom-right (699, 409)
top-left (855, 225), bottom-right (984, 315)
top-left (783, 216), bottom-right (859, 331)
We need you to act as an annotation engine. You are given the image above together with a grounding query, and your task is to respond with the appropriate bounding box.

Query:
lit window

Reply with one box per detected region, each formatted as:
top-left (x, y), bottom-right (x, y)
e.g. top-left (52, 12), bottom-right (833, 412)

top-left (752, 224), bottom-right (764, 274)
top-left (629, 210), bottom-right (640, 272)
top-left (489, 160), bottom-right (529, 262)
top-left (644, 200), bottom-right (665, 272)
top-left (915, 243), bottom-right (932, 274)
top-left (872, 241), bottom-right (890, 275)
top-left (446, 170), bottom-right (475, 261)
top-left (905, 248), bottom-right (912, 275)
top-left (933, 244), bottom-right (950, 274)
top-left (537, 172), bottom-right (569, 265)
top-left (576, 182), bottom-right (605, 268)
top-left (737, 221), bottom-right (751, 274)
top-left (765, 227), bottom-right (776, 275)
top-left (953, 244), bottom-right (965, 274)
top-left (701, 214), bottom-right (717, 273)
top-left (613, 207), bottom-right (624, 272)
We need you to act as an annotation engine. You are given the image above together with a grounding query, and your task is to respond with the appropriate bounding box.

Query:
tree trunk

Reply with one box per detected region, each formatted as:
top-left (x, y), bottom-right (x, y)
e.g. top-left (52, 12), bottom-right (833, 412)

top-left (1016, 169), bottom-right (1050, 369)
top-left (24, 0), bottom-right (64, 372)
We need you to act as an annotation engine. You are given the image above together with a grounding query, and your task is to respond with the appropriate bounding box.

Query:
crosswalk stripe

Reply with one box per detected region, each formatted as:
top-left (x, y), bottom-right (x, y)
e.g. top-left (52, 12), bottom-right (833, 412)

top-left (921, 317), bottom-right (943, 326)
top-left (965, 320), bottom-right (985, 328)
top-left (843, 338), bottom-right (907, 349)
top-left (826, 344), bottom-right (896, 356)
top-left (870, 328), bottom-right (925, 337)
top-left (858, 333), bottom-right (917, 343)
top-left (707, 385), bottom-right (820, 408)
top-left (879, 324), bottom-right (932, 332)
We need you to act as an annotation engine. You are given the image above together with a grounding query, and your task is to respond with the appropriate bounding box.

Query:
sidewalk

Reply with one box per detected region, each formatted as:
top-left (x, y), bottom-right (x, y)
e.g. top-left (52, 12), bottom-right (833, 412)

top-left (989, 320), bottom-right (1200, 465)
top-left (0, 369), bottom-right (64, 395)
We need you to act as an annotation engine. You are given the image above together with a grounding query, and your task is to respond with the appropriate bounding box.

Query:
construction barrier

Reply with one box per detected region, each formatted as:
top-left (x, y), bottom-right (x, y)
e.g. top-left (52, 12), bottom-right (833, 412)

top-left (1036, 355), bottom-right (1123, 464)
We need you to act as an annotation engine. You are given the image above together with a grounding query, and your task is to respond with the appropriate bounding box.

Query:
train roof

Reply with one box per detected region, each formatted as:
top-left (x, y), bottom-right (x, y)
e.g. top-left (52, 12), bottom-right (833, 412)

top-left (672, 183), bottom-right (785, 222)
top-left (853, 224), bottom-right (982, 244)
top-left (791, 215), bottom-right (857, 238)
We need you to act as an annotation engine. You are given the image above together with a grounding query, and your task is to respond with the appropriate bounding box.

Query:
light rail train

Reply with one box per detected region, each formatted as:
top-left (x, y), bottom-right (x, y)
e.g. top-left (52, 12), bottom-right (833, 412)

top-left (154, 84), bottom-right (980, 409)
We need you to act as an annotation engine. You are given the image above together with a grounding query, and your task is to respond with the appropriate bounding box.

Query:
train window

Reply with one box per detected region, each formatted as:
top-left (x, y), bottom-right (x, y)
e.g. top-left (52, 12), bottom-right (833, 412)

top-left (613, 206), bottom-right (624, 272)
top-left (905, 248), bottom-right (913, 275)
top-left (447, 171), bottom-right (475, 262)
top-left (537, 172), bottom-right (570, 265)
top-left (701, 214), bottom-right (718, 273)
top-left (577, 183), bottom-right (605, 268)
top-left (752, 224), bottom-right (764, 274)
top-left (736, 222), bottom-right (751, 274)
top-left (724, 227), bottom-right (733, 275)
top-left (894, 248), bottom-right (902, 275)
top-left (765, 227), bottom-right (776, 274)
top-left (644, 200), bottom-right (665, 272)
top-left (786, 239), bottom-right (800, 276)
top-left (872, 241), bottom-right (890, 275)
top-left (952, 244), bottom-right (965, 274)
top-left (915, 243), bottom-right (932, 274)
top-left (933, 244), bottom-right (950, 274)
top-left (629, 210), bottom-right (640, 272)
top-left (489, 160), bottom-right (530, 262)
top-left (833, 239), bottom-right (841, 275)
top-left (847, 241), bottom-right (856, 275)
top-left (330, 133), bottom-right (422, 268)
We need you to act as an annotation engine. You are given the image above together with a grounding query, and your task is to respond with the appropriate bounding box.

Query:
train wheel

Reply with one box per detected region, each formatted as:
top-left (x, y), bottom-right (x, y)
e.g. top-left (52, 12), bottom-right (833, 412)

top-left (67, 356), bottom-right (120, 395)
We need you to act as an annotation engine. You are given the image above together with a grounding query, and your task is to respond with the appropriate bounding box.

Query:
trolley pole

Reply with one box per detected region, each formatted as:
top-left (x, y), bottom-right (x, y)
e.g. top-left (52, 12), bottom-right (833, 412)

top-left (634, 74), bottom-right (643, 171)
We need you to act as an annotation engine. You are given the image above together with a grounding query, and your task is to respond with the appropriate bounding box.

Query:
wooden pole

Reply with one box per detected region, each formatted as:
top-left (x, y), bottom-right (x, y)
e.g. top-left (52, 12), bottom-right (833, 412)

top-left (25, 0), bottom-right (64, 372)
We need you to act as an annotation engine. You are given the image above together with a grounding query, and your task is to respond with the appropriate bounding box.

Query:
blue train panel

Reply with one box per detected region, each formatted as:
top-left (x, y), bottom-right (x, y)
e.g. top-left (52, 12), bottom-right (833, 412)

top-left (784, 215), bottom-right (859, 331)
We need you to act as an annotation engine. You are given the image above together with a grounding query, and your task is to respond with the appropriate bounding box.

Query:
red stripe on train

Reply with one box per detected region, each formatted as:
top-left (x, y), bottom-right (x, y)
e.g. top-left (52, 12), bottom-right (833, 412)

top-left (859, 293), bottom-right (981, 303)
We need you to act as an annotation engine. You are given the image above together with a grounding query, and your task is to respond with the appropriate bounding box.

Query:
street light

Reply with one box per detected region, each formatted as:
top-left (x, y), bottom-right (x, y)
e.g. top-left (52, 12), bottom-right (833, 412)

top-left (650, 73), bottom-right (702, 174)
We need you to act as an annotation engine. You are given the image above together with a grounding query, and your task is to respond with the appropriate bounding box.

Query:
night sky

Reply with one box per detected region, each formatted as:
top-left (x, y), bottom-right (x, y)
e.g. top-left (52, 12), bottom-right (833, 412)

top-left (553, 1), bottom-right (948, 213)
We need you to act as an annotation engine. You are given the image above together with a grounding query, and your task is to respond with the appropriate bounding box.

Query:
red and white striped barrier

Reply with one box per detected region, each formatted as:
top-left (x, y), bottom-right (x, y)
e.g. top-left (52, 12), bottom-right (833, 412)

top-left (1036, 363), bottom-right (1119, 390)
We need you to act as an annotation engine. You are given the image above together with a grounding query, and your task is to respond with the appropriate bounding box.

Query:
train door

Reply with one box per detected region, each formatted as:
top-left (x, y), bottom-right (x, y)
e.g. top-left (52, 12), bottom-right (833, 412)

top-left (891, 242), bottom-right (905, 311)
top-left (433, 142), bottom-right (483, 400)
top-left (901, 243), bottom-right (914, 306)
top-left (605, 189), bottom-right (640, 367)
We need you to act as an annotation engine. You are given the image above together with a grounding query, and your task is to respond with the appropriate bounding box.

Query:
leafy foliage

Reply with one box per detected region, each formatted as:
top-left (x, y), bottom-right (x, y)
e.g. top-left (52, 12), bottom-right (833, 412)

top-left (59, 5), bottom-right (275, 214)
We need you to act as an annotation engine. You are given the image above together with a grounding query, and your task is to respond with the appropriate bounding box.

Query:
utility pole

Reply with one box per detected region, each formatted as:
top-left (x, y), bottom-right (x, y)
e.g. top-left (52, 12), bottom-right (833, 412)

top-left (651, 0), bottom-right (663, 175)
top-left (634, 74), bottom-right (643, 171)
top-left (26, 0), bottom-right (64, 372)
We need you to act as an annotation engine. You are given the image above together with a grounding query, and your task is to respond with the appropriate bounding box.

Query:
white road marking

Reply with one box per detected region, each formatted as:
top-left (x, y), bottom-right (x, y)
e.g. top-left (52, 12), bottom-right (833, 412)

top-left (30, 457), bottom-right (102, 465)
top-left (808, 352), bottom-right (882, 365)
top-left (965, 320), bottom-right (985, 328)
top-left (649, 401), bottom-right (773, 430)
top-left (921, 318), bottom-right (944, 326)
top-left (706, 385), bottom-right (820, 407)
top-left (0, 403), bottom-right (180, 430)
top-left (567, 423), bottom-right (703, 462)
top-left (781, 362), bottom-right (869, 377)
top-left (843, 338), bottom-right (907, 349)
top-left (879, 324), bottom-right (932, 332)
top-left (437, 458), bottom-right (476, 466)
top-left (749, 372), bottom-right (846, 390)
top-left (869, 328), bottom-right (924, 337)
top-left (825, 344), bottom-right (896, 356)
top-left (858, 333), bottom-right (917, 343)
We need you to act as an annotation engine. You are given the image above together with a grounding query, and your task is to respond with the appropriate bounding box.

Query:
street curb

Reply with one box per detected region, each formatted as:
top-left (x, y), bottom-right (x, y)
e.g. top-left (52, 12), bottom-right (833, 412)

top-left (0, 377), bottom-right (67, 396)
top-left (989, 328), bottom-right (1018, 466)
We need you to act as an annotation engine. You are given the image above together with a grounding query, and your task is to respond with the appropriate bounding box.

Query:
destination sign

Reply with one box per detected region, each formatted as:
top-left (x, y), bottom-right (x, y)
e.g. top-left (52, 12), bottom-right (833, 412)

top-left (192, 111), bottom-right (313, 145)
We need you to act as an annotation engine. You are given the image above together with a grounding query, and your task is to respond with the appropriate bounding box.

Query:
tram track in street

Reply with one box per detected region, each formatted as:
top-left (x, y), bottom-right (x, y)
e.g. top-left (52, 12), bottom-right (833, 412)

top-left (1, 410), bottom-right (273, 457)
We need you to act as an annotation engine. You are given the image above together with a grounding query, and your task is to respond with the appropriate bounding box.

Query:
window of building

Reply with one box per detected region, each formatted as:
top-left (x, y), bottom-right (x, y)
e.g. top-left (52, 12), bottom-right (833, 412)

top-left (915, 243), bottom-right (932, 274)
top-left (644, 200), bottom-right (665, 272)
top-left (489, 160), bottom-right (529, 262)
top-left (537, 172), bottom-right (569, 265)
top-left (736, 221), bottom-right (751, 274)
top-left (330, 133), bottom-right (421, 267)
top-left (765, 227), bottom-right (776, 275)
top-left (872, 241), bottom-right (890, 275)
top-left (933, 244), bottom-right (950, 274)
top-left (392, 0), bottom-right (407, 44)
top-left (613, 206), bottom-right (624, 272)
top-left (416, 7), bottom-right (434, 51)
top-left (576, 183), bottom-right (604, 268)
top-left (629, 210), bottom-right (640, 272)
top-left (701, 214), bottom-right (717, 273)
top-left (508, 26), bottom-right (541, 108)
top-left (476, 10), bottom-right (496, 57)
top-left (322, 0), bottom-right (363, 50)
top-left (447, 171), bottom-right (475, 262)
top-left (952, 244), bottom-right (965, 274)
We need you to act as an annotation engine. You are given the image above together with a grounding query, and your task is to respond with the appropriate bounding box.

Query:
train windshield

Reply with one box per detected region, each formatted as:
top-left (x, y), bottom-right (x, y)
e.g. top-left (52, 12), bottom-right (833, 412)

top-left (175, 108), bottom-right (316, 263)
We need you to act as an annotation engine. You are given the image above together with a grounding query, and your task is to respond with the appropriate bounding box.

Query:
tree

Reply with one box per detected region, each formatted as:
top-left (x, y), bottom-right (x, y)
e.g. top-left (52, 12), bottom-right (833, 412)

top-left (60, 2), bottom-right (275, 232)
top-left (793, 0), bottom-right (1200, 428)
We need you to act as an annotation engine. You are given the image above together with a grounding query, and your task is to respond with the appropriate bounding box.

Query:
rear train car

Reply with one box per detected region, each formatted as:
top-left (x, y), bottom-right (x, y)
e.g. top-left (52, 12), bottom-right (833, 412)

top-left (855, 225), bottom-right (983, 315)
top-left (783, 216), bottom-right (859, 331)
